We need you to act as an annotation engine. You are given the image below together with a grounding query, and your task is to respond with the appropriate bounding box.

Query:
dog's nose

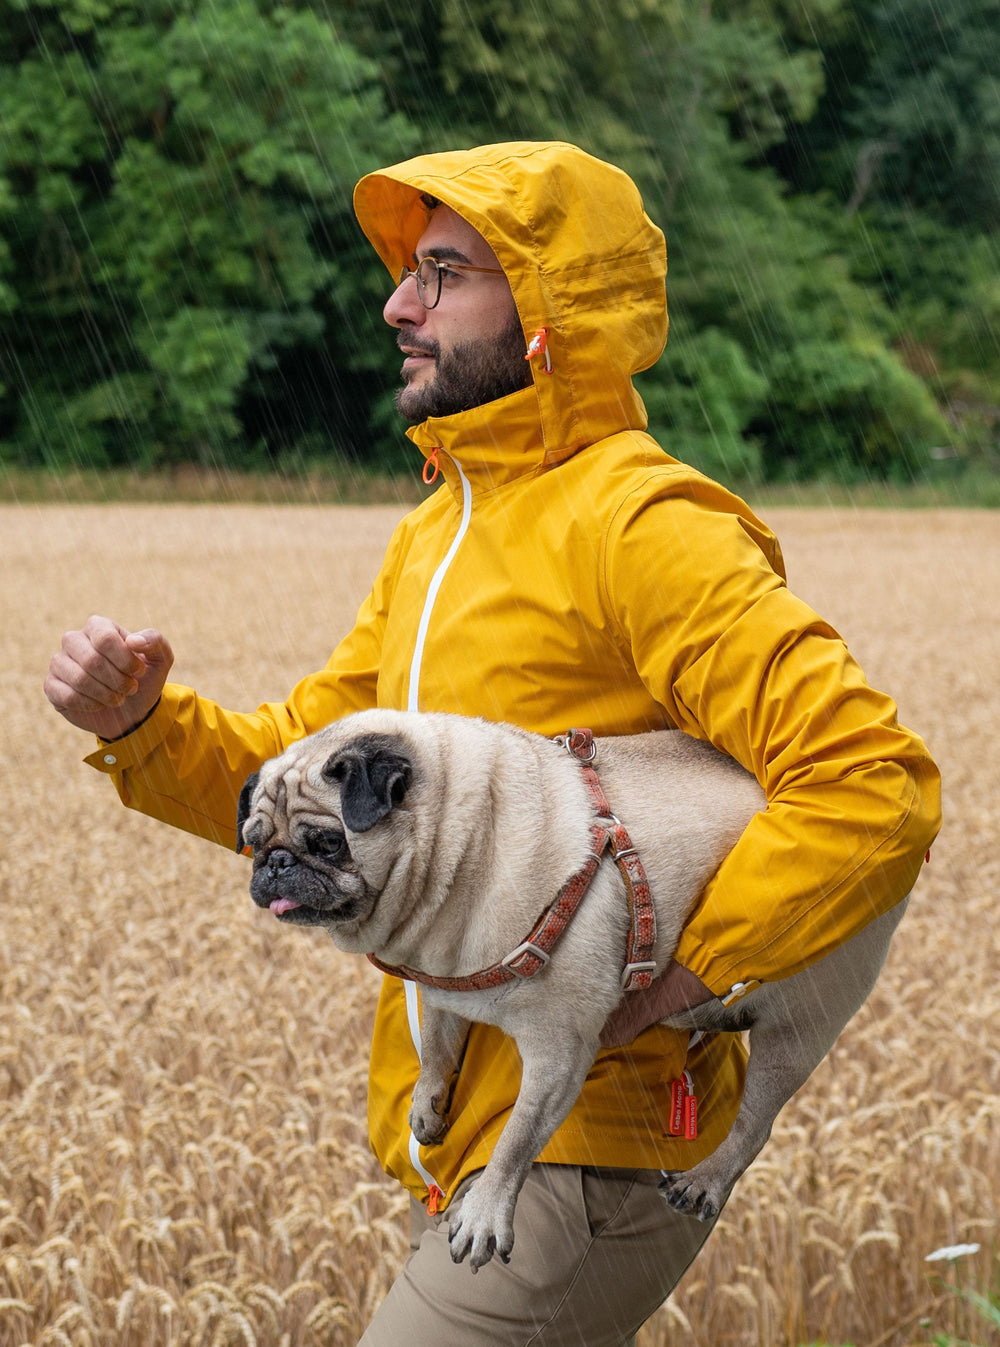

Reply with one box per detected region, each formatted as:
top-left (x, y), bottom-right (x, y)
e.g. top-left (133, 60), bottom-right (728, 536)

top-left (266, 848), bottom-right (296, 874)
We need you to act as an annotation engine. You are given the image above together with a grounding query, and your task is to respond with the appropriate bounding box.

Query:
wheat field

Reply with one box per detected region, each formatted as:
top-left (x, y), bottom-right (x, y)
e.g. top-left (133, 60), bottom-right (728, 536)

top-left (1, 503), bottom-right (997, 1347)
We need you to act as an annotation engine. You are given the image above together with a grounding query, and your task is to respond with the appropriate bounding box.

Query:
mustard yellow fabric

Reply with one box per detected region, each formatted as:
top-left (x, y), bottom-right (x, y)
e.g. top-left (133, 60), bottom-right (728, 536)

top-left (87, 142), bottom-right (941, 1210)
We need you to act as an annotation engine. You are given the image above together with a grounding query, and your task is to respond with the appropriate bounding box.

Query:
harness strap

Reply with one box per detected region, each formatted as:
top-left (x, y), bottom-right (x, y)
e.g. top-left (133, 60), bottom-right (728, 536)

top-left (565, 729), bottom-right (657, 993)
top-left (367, 729), bottom-right (657, 994)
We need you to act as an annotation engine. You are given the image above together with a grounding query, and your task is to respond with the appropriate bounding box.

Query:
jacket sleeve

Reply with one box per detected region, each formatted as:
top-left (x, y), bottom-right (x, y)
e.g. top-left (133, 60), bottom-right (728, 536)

top-left (604, 478), bottom-right (942, 995)
top-left (84, 520), bottom-right (406, 851)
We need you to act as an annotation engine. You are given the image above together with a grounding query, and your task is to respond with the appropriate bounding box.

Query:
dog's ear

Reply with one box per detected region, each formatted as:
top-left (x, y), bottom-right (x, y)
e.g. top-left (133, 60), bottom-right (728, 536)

top-left (236, 772), bottom-right (260, 853)
top-left (323, 734), bottom-right (412, 834)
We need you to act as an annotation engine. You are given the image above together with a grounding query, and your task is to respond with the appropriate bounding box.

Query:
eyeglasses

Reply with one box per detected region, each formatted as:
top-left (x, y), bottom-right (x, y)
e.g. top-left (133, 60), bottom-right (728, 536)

top-left (397, 256), bottom-right (505, 310)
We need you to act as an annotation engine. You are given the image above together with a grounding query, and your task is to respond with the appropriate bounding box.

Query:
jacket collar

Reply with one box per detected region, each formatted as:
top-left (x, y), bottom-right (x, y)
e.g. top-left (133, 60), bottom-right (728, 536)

top-left (406, 385), bottom-right (550, 498)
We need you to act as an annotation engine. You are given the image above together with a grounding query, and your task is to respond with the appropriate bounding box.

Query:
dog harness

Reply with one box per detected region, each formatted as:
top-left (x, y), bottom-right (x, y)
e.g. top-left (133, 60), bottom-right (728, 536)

top-left (366, 728), bottom-right (657, 994)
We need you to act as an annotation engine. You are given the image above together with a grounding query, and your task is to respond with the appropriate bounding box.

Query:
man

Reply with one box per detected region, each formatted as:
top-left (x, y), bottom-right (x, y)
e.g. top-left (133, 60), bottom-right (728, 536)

top-left (45, 141), bottom-right (941, 1345)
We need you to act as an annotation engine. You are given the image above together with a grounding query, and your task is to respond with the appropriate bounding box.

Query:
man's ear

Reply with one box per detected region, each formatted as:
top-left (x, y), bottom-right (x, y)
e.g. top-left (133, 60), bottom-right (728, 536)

top-left (322, 734), bottom-right (413, 833)
top-left (236, 772), bottom-right (260, 853)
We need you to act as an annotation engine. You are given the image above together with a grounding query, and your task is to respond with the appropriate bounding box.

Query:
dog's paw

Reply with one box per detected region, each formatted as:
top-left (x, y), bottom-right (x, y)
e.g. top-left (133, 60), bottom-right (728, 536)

top-left (658, 1170), bottom-right (722, 1223)
top-left (409, 1097), bottom-right (449, 1146)
top-left (447, 1182), bottom-right (515, 1271)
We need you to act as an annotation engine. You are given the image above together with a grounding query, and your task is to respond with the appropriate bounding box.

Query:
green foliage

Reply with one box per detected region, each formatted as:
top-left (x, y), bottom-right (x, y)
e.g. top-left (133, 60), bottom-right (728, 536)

top-left (0, 0), bottom-right (995, 480)
top-left (0, 0), bottom-right (413, 468)
top-left (640, 326), bottom-right (768, 482)
top-left (847, 0), bottom-right (1000, 230)
top-left (930, 1278), bottom-right (1000, 1346)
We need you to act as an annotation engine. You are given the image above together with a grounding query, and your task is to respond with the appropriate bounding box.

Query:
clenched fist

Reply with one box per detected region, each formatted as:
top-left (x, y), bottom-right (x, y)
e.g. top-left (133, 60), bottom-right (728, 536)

top-left (44, 615), bottom-right (174, 742)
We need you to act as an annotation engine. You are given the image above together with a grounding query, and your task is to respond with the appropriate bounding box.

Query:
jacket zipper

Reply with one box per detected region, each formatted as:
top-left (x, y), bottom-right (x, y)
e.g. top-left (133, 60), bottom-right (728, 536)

top-left (402, 454), bottom-right (473, 1209)
top-left (407, 455), bottom-right (472, 712)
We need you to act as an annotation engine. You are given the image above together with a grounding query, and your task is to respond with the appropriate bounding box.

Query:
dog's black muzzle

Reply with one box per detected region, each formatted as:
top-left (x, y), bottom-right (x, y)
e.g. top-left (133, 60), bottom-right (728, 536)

top-left (249, 847), bottom-right (306, 909)
top-left (248, 847), bottom-right (357, 926)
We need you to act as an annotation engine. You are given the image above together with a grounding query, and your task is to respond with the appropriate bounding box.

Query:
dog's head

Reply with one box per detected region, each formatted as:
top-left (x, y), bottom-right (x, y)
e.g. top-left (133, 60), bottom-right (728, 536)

top-left (237, 728), bottom-right (414, 935)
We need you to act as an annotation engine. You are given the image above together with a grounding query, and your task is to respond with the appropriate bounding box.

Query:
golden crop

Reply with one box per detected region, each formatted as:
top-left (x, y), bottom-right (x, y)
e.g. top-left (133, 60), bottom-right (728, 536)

top-left (2, 505), bottom-right (996, 1346)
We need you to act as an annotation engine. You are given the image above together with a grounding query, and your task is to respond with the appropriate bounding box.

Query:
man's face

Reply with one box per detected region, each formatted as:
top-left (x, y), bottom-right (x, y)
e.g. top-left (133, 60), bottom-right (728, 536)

top-left (383, 204), bottom-right (532, 423)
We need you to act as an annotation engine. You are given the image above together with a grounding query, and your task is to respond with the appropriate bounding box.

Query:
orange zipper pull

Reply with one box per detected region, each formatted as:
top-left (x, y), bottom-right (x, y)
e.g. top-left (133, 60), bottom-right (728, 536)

top-left (422, 447), bottom-right (441, 485)
top-left (427, 1184), bottom-right (444, 1215)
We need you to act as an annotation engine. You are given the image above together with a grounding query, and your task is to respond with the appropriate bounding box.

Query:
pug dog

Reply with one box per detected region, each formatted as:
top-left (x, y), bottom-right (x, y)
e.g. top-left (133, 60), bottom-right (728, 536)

top-left (237, 708), bottom-right (906, 1270)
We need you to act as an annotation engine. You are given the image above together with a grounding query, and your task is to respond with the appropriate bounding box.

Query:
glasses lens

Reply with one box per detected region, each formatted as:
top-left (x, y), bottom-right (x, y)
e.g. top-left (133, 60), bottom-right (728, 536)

top-left (416, 257), bottom-right (441, 309)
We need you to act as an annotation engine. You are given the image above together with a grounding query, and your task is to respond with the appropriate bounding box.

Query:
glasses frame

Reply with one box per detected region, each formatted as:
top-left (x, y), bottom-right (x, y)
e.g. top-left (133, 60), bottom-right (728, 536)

top-left (397, 256), bottom-right (504, 310)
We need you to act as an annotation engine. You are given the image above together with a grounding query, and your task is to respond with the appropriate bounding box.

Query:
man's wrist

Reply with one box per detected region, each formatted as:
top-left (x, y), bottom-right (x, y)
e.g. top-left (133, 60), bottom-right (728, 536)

top-left (99, 697), bottom-right (162, 743)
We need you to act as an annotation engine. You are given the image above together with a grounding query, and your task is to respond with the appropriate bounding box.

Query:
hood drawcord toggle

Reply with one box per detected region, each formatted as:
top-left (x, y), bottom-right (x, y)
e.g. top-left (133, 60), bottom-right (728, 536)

top-left (525, 328), bottom-right (553, 374)
top-left (422, 446), bottom-right (442, 485)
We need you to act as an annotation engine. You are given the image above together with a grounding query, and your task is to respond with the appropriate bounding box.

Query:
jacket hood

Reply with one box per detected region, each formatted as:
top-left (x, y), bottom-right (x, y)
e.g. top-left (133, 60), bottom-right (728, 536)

top-left (353, 141), bottom-right (668, 476)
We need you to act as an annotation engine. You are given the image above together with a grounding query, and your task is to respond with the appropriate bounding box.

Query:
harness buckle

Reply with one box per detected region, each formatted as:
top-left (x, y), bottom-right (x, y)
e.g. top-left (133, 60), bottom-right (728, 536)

top-left (620, 960), bottom-right (657, 993)
top-left (501, 941), bottom-right (550, 976)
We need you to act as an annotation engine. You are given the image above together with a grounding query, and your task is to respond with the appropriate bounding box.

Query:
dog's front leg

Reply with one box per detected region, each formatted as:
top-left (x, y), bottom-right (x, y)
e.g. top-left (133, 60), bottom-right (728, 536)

top-left (447, 1027), bottom-right (597, 1270)
top-left (410, 1005), bottom-right (470, 1145)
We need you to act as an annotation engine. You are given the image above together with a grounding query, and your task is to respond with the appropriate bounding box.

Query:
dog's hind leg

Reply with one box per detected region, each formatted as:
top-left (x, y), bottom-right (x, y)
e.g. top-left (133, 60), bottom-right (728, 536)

top-left (409, 1006), bottom-right (471, 1146)
top-left (661, 899), bottom-right (908, 1221)
top-left (660, 1009), bottom-right (826, 1221)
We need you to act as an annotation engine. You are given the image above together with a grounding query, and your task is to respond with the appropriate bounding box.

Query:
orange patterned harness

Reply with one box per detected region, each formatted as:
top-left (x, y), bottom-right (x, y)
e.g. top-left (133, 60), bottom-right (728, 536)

top-left (367, 729), bottom-right (657, 994)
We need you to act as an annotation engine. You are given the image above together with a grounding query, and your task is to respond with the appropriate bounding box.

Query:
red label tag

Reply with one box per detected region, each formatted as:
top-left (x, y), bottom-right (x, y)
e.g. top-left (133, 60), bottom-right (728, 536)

top-left (668, 1073), bottom-right (698, 1139)
top-left (669, 1079), bottom-right (686, 1135)
top-left (684, 1092), bottom-right (699, 1140)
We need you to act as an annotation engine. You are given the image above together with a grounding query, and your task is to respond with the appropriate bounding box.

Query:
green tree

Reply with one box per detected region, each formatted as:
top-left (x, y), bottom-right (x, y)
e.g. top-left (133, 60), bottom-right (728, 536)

top-left (0, 0), bottom-right (413, 468)
top-left (345, 0), bottom-right (950, 482)
top-left (785, 0), bottom-right (1000, 469)
top-left (844, 0), bottom-right (1000, 229)
top-left (0, 0), bottom-right (979, 480)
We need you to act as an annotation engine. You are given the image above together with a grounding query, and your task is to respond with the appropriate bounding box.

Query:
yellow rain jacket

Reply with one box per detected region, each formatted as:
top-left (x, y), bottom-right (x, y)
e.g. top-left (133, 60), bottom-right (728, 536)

top-left (87, 142), bottom-right (941, 1211)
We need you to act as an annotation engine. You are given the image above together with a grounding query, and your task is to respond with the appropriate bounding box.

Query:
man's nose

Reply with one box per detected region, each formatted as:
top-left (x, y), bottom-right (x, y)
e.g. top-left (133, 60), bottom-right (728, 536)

top-left (383, 274), bottom-right (426, 328)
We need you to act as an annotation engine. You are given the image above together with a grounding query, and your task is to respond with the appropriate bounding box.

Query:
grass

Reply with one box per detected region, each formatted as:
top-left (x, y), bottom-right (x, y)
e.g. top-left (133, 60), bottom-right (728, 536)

top-left (1, 462), bottom-right (997, 508)
top-left (0, 462), bottom-right (427, 508)
top-left (3, 503), bottom-right (998, 1345)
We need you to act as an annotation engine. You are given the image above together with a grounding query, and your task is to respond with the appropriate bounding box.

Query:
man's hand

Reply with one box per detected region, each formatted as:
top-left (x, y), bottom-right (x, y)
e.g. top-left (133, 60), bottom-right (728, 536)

top-left (600, 960), bottom-right (718, 1048)
top-left (44, 616), bottom-right (174, 741)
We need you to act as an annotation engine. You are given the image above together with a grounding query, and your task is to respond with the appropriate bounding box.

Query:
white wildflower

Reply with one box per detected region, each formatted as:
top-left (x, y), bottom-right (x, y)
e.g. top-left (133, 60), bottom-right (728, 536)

top-left (925, 1243), bottom-right (981, 1262)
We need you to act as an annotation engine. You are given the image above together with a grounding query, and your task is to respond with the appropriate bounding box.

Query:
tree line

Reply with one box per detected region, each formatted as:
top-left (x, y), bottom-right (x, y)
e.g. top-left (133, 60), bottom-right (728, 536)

top-left (0, 0), bottom-right (997, 484)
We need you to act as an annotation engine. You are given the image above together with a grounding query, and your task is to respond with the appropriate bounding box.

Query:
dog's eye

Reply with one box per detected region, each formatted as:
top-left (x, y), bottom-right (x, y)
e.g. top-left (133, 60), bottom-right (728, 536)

top-left (304, 828), bottom-right (348, 863)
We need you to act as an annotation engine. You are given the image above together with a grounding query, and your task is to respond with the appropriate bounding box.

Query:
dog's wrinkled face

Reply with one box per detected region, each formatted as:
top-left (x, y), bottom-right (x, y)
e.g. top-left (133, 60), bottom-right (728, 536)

top-left (237, 732), bottom-right (413, 933)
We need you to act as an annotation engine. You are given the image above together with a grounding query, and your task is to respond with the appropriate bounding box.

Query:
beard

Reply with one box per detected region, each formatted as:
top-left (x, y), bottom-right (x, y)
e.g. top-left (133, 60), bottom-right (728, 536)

top-left (394, 317), bottom-right (534, 424)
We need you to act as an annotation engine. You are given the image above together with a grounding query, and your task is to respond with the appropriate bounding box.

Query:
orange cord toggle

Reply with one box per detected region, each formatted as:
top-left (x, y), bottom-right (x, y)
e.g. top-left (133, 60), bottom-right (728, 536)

top-left (525, 327), bottom-right (553, 373)
top-left (426, 1184), bottom-right (444, 1216)
top-left (422, 447), bottom-right (441, 485)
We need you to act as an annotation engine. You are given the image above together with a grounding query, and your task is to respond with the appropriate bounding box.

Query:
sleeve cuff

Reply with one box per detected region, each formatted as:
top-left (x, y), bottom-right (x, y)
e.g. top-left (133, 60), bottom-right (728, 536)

top-left (83, 686), bottom-right (181, 774)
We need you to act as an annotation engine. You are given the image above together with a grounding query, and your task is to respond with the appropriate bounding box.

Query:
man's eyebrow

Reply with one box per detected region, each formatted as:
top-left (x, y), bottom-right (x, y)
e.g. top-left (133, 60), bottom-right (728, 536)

top-left (412, 245), bottom-right (476, 265)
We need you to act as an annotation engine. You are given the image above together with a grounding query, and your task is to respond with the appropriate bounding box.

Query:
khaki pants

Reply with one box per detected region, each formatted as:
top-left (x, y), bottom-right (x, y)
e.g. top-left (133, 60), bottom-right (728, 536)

top-left (360, 1165), bottom-right (719, 1347)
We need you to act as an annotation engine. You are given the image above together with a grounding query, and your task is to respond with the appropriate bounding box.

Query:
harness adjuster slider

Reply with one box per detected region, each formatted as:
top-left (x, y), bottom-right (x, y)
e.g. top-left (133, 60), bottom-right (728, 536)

top-left (501, 941), bottom-right (550, 975)
top-left (620, 960), bottom-right (657, 992)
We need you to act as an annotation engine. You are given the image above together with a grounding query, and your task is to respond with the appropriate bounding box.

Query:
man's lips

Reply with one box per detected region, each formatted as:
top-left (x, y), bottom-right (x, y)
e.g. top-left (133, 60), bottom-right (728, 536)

top-left (402, 353), bottom-right (434, 372)
top-left (398, 337), bottom-right (438, 371)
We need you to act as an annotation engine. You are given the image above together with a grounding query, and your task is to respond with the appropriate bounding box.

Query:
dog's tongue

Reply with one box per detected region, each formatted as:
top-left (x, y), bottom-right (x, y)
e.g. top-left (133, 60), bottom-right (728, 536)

top-left (270, 897), bottom-right (302, 916)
